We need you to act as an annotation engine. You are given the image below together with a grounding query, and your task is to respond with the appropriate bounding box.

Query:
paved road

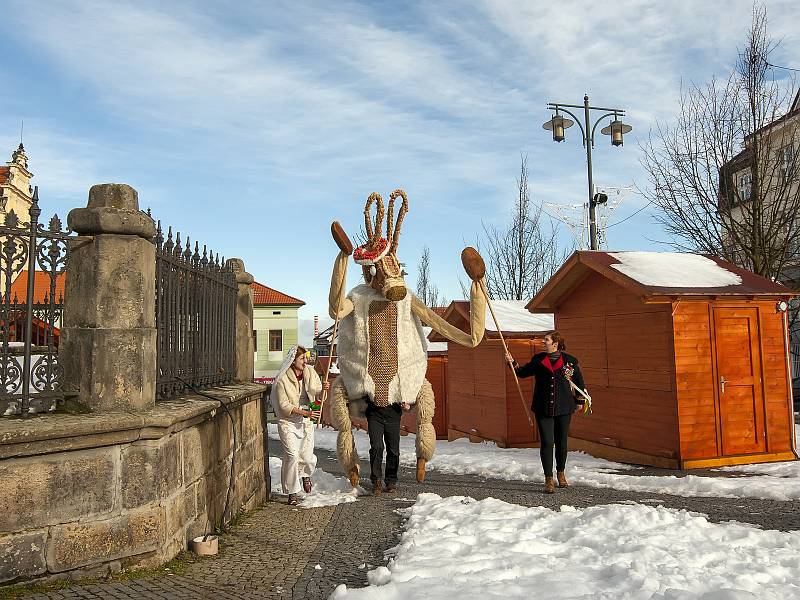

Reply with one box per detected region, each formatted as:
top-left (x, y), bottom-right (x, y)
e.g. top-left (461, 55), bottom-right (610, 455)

top-left (18, 447), bottom-right (800, 599)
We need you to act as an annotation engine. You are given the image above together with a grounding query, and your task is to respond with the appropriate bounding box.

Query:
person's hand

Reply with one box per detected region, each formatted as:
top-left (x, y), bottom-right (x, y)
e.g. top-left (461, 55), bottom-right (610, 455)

top-left (505, 351), bottom-right (515, 363)
top-left (401, 402), bottom-right (411, 411)
top-left (310, 410), bottom-right (322, 421)
top-left (322, 381), bottom-right (331, 391)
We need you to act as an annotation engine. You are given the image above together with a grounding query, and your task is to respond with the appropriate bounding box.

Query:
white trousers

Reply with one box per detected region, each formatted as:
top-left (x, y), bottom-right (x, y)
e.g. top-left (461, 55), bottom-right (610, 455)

top-left (277, 418), bottom-right (317, 495)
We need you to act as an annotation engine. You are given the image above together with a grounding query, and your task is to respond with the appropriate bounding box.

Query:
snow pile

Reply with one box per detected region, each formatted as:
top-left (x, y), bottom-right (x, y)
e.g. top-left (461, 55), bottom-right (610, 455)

top-left (608, 252), bottom-right (742, 288)
top-left (308, 427), bottom-right (800, 501)
top-left (268, 456), bottom-right (364, 507)
top-left (331, 494), bottom-right (800, 599)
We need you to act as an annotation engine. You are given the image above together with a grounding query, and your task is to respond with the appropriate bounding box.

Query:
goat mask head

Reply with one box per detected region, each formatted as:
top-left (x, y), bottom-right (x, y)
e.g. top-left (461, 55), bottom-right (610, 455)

top-left (353, 190), bottom-right (408, 302)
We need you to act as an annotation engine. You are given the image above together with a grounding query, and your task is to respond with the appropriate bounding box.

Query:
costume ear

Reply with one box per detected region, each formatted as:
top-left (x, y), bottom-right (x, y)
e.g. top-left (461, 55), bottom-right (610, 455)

top-left (331, 221), bottom-right (353, 255)
top-left (364, 192), bottom-right (384, 245)
top-left (388, 189), bottom-right (408, 254)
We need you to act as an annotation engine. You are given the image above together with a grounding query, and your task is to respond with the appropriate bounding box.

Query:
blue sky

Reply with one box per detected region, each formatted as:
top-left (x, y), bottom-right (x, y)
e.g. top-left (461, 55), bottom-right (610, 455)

top-left (2, 0), bottom-right (798, 344)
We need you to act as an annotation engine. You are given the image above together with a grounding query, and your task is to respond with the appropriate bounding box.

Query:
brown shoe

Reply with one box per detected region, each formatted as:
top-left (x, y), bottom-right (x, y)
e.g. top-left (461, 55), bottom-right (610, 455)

top-left (302, 477), bottom-right (312, 493)
top-left (288, 493), bottom-right (300, 505)
top-left (544, 477), bottom-right (556, 494)
top-left (348, 466), bottom-right (360, 488)
top-left (416, 458), bottom-right (427, 483)
top-left (373, 480), bottom-right (382, 496)
top-left (384, 482), bottom-right (397, 493)
top-left (557, 471), bottom-right (568, 488)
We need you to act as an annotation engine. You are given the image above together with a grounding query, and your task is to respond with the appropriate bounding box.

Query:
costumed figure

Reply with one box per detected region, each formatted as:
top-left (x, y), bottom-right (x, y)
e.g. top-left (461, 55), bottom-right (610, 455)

top-left (327, 189), bottom-right (488, 488)
top-left (270, 345), bottom-right (325, 505)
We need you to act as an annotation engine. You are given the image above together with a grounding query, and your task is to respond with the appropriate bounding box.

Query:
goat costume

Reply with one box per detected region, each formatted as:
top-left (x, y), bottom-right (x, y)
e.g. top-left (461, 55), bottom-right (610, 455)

top-left (327, 189), bottom-right (488, 485)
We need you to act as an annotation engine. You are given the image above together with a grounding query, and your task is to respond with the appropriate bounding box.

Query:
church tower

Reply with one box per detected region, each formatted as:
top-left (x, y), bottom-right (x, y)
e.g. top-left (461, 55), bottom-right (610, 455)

top-left (0, 143), bottom-right (34, 219)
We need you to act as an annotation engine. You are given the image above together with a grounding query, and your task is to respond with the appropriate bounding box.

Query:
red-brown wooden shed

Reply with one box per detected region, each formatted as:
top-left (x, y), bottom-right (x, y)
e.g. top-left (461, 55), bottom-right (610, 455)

top-left (527, 250), bottom-right (797, 469)
top-left (429, 300), bottom-right (554, 448)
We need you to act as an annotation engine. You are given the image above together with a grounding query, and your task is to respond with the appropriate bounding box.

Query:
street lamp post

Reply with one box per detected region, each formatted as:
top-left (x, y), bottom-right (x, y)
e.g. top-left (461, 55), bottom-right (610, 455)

top-left (542, 95), bottom-right (632, 250)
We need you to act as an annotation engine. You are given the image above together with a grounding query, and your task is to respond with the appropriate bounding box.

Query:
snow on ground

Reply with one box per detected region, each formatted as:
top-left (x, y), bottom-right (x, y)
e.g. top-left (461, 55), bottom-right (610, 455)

top-left (268, 455), bottom-right (365, 508)
top-left (608, 251), bottom-right (743, 288)
top-left (330, 494), bottom-right (800, 599)
top-left (305, 426), bottom-right (800, 501)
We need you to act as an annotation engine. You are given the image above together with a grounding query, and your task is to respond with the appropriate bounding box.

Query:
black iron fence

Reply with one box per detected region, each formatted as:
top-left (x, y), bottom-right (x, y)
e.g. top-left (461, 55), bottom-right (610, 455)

top-left (154, 219), bottom-right (237, 400)
top-left (0, 188), bottom-right (73, 416)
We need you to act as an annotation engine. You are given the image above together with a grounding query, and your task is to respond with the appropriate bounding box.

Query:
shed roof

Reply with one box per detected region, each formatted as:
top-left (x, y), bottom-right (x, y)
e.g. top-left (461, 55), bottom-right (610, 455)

top-left (251, 281), bottom-right (305, 306)
top-left (429, 299), bottom-right (554, 342)
top-left (527, 251), bottom-right (794, 312)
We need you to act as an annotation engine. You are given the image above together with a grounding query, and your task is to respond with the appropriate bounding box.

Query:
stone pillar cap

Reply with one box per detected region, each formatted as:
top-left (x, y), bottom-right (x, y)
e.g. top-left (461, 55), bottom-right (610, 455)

top-left (68, 184), bottom-right (156, 239)
top-left (226, 258), bottom-right (255, 285)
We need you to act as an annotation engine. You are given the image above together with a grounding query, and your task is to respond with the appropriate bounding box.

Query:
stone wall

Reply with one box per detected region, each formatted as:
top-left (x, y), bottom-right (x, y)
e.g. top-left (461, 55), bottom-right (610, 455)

top-left (0, 383), bottom-right (268, 584)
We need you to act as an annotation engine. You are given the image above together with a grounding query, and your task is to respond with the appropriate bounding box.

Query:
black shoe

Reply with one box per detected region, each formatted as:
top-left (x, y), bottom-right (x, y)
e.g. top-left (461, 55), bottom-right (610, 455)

top-left (288, 493), bottom-right (300, 505)
top-left (384, 482), bottom-right (397, 493)
top-left (372, 480), bottom-right (382, 496)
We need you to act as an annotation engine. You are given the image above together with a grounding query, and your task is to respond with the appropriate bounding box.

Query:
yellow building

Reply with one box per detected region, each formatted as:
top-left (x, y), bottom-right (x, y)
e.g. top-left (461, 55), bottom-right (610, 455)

top-left (251, 281), bottom-right (305, 381)
top-left (0, 144), bottom-right (34, 292)
top-left (0, 144), bottom-right (34, 220)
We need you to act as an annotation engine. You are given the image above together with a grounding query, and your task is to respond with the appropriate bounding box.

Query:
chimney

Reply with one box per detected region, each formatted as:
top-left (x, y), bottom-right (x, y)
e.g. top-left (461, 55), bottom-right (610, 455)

top-left (314, 315), bottom-right (319, 338)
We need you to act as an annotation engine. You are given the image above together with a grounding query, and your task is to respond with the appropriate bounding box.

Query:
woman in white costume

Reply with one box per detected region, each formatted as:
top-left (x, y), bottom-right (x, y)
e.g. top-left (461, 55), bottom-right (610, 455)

top-left (270, 345), bottom-right (327, 505)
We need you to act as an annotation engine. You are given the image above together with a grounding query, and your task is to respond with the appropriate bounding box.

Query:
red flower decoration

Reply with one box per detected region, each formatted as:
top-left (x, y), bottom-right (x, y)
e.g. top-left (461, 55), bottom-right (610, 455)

top-left (354, 237), bottom-right (389, 264)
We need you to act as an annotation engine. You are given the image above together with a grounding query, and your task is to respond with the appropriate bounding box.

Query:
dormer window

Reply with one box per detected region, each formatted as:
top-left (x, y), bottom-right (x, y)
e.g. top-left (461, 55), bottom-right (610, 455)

top-left (737, 172), bottom-right (752, 203)
top-left (779, 144), bottom-right (795, 183)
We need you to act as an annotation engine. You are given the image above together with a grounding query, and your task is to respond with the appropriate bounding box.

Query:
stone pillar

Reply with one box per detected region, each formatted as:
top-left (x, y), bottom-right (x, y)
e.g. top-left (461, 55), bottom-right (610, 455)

top-left (60, 184), bottom-right (157, 412)
top-left (226, 258), bottom-right (255, 383)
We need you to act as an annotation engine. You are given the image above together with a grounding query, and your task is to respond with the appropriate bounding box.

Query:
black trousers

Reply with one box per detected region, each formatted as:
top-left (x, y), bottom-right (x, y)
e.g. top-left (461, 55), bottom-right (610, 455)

top-left (366, 403), bottom-right (402, 484)
top-left (536, 413), bottom-right (572, 477)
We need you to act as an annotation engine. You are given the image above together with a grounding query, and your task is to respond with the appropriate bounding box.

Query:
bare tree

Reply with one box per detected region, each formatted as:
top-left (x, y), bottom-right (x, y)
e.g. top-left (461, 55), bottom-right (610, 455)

top-left (416, 245), bottom-right (446, 308)
top-left (640, 5), bottom-right (799, 282)
top-left (480, 154), bottom-right (567, 300)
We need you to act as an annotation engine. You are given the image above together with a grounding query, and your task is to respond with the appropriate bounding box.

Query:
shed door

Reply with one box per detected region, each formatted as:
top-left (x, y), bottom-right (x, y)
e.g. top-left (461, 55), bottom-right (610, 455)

top-left (713, 307), bottom-right (766, 455)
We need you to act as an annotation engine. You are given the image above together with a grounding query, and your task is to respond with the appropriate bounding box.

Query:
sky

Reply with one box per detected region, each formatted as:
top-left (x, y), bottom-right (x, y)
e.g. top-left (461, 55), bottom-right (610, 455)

top-left (2, 0), bottom-right (798, 345)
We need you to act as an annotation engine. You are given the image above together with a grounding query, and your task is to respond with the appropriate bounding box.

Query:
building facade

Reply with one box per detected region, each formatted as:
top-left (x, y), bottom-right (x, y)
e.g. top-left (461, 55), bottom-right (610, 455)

top-left (251, 281), bottom-right (305, 381)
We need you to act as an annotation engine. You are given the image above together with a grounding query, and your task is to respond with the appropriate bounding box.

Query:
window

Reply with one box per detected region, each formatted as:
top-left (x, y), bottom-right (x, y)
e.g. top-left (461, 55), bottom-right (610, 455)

top-left (737, 172), bottom-right (752, 202)
top-left (252, 329), bottom-right (257, 352)
top-left (272, 311), bottom-right (281, 315)
top-left (779, 144), bottom-right (795, 183)
top-left (269, 330), bottom-right (282, 352)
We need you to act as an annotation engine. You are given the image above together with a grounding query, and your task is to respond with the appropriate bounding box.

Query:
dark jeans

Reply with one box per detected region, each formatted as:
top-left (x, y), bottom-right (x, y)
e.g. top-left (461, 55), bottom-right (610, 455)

top-left (536, 413), bottom-right (572, 477)
top-left (366, 402), bottom-right (402, 484)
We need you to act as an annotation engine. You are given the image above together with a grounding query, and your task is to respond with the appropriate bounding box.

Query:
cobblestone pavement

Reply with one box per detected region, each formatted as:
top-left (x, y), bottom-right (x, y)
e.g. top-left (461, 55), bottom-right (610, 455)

top-left (16, 446), bottom-right (800, 599)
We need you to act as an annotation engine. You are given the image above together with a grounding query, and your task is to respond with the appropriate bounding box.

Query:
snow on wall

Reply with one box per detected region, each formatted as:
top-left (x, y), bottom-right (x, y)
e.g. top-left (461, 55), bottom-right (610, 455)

top-left (608, 252), bottom-right (742, 288)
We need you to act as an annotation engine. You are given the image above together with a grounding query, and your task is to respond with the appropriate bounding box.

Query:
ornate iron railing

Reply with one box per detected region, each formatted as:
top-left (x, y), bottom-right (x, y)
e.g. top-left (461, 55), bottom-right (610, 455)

top-left (154, 219), bottom-right (237, 400)
top-left (0, 187), bottom-right (72, 416)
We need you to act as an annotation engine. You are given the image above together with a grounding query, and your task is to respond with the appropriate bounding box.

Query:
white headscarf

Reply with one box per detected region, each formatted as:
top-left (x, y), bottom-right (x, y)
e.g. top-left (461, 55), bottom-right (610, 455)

top-left (269, 345), bottom-right (299, 415)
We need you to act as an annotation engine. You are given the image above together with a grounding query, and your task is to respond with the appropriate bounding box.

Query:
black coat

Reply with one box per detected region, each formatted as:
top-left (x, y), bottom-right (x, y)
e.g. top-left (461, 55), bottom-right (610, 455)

top-left (513, 352), bottom-right (586, 418)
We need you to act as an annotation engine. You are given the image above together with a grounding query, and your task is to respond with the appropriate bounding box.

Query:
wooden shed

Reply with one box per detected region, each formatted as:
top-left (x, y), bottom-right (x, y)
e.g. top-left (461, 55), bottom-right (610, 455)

top-left (527, 250), bottom-right (797, 469)
top-left (429, 300), bottom-right (554, 447)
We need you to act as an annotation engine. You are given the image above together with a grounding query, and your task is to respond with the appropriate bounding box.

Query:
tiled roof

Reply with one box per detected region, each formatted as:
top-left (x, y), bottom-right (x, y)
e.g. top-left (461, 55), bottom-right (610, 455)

top-left (0, 166), bottom-right (8, 185)
top-left (251, 281), bottom-right (305, 306)
top-left (9, 271), bottom-right (66, 303)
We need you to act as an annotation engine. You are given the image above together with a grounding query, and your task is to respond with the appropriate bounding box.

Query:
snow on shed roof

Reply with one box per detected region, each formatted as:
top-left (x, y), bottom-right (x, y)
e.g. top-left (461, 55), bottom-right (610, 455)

top-left (484, 300), bottom-right (554, 333)
top-left (527, 251), bottom-right (794, 313)
top-left (608, 252), bottom-right (742, 288)
top-left (422, 327), bottom-right (447, 354)
top-left (429, 300), bottom-right (554, 342)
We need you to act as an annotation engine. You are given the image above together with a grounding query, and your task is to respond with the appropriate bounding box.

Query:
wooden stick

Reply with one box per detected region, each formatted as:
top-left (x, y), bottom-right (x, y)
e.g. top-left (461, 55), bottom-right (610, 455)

top-left (479, 280), bottom-right (535, 429)
top-left (317, 279), bottom-right (345, 428)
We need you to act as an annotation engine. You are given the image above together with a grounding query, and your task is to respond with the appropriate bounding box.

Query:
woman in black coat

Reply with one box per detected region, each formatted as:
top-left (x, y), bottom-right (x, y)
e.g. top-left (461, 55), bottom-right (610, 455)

top-left (506, 330), bottom-right (588, 494)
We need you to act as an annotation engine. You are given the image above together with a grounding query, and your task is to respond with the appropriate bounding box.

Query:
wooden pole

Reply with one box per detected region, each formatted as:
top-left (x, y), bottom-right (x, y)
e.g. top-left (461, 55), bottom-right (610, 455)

top-left (479, 280), bottom-right (535, 429)
top-left (316, 281), bottom-right (344, 428)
